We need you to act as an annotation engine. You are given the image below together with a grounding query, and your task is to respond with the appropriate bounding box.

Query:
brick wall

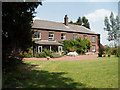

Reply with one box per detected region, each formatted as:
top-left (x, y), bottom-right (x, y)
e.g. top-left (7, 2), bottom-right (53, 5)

top-left (32, 29), bottom-right (100, 52)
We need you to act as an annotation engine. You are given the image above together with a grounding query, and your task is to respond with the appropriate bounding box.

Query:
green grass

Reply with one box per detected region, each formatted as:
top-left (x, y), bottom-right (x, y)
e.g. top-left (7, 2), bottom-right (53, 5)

top-left (3, 56), bottom-right (118, 88)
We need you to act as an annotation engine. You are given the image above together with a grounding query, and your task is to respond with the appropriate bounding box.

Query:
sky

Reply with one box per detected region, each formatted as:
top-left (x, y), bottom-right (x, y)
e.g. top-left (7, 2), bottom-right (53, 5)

top-left (34, 1), bottom-right (119, 46)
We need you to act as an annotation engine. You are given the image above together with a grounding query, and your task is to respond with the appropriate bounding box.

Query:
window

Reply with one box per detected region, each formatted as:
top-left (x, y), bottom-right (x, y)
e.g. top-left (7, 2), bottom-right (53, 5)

top-left (73, 34), bottom-right (78, 40)
top-left (38, 46), bottom-right (42, 52)
top-left (92, 36), bottom-right (96, 43)
top-left (61, 33), bottom-right (66, 41)
top-left (92, 45), bottom-right (96, 52)
top-left (33, 31), bottom-right (41, 39)
top-left (84, 35), bottom-right (87, 39)
top-left (49, 32), bottom-right (54, 40)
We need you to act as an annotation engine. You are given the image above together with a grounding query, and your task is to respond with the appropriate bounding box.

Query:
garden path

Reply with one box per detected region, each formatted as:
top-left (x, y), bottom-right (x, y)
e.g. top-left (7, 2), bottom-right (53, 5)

top-left (23, 55), bottom-right (98, 61)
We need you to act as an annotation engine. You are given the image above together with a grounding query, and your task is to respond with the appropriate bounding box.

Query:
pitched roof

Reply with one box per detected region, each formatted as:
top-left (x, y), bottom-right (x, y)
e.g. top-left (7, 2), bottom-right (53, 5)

top-left (32, 19), bottom-right (98, 34)
top-left (35, 40), bottom-right (63, 46)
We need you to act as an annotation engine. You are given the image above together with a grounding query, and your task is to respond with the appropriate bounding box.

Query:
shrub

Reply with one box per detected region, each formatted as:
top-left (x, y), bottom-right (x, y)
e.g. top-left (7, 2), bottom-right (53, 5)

top-left (23, 47), bottom-right (33, 58)
top-left (62, 38), bottom-right (91, 54)
top-left (116, 48), bottom-right (120, 57)
top-left (23, 51), bottom-right (33, 58)
top-left (35, 52), bottom-right (46, 58)
top-left (52, 53), bottom-right (63, 58)
top-left (35, 49), bottom-right (54, 58)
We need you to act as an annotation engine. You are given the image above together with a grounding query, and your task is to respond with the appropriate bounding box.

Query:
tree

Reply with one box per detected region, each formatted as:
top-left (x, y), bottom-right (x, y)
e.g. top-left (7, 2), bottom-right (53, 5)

top-left (82, 16), bottom-right (90, 29)
top-left (2, 2), bottom-right (42, 64)
top-left (69, 20), bottom-right (74, 24)
top-left (76, 17), bottom-right (82, 25)
top-left (104, 12), bottom-right (120, 47)
top-left (69, 16), bottom-right (90, 29)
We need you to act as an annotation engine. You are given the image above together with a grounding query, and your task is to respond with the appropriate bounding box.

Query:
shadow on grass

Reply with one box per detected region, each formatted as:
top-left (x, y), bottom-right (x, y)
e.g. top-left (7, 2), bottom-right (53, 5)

top-left (3, 61), bottom-right (87, 88)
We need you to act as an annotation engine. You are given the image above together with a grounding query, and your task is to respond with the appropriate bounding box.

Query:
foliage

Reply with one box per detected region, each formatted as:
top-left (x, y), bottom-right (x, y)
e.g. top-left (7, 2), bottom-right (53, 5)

top-left (100, 45), bottom-right (120, 57)
top-left (62, 38), bottom-right (91, 54)
top-left (2, 2), bottom-right (42, 66)
top-left (69, 16), bottom-right (90, 29)
top-left (98, 44), bottom-right (106, 57)
top-left (116, 48), bottom-right (120, 57)
top-left (104, 12), bottom-right (120, 47)
top-left (52, 53), bottom-right (63, 58)
top-left (76, 17), bottom-right (82, 25)
top-left (82, 16), bottom-right (90, 29)
top-left (35, 49), bottom-right (54, 58)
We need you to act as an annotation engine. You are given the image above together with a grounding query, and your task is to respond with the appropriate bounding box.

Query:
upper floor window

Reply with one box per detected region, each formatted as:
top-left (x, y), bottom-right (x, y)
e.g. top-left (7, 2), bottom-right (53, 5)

top-left (61, 33), bottom-right (66, 41)
top-left (33, 31), bottom-right (41, 39)
top-left (84, 35), bottom-right (87, 39)
top-left (49, 32), bottom-right (54, 40)
top-left (73, 34), bottom-right (78, 40)
top-left (92, 36), bottom-right (96, 43)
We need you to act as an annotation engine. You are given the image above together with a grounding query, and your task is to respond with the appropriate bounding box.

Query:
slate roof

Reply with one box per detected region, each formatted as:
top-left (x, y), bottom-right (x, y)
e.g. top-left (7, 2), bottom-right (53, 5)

top-left (32, 19), bottom-right (98, 35)
top-left (35, 40), bottom-right (63, 46)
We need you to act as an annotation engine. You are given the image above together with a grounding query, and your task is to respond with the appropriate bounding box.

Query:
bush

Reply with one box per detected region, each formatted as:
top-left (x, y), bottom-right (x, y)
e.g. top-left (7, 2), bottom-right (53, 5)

top-left (35, 49), bottom-right (54, 58)
top-left (116, 48), bottom-right (120, 57)
top-left (23, 51), bottom-right (33, 58)
top-left (62, 38), bottom-right (91, 54)
top-left (35, 52), bottom-right (46, 58)
top-left (52, 53), bottom-right (63, 58)
top-left (23, 47), bottom-right (33, 58)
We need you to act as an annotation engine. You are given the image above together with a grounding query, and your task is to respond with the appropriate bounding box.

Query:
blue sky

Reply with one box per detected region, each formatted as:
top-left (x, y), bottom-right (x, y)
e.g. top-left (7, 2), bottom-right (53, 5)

top-left (34, 1), bottom-right (119, 46)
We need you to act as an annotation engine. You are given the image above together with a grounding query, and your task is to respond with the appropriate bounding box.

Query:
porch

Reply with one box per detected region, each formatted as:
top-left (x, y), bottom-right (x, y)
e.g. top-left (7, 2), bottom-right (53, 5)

top-left (34, 40), bottom-right (63, 54)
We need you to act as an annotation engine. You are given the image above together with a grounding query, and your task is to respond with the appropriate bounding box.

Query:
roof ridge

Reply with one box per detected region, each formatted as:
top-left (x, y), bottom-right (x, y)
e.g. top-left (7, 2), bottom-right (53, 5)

top-left (35, 19), bottom-right (64, 24)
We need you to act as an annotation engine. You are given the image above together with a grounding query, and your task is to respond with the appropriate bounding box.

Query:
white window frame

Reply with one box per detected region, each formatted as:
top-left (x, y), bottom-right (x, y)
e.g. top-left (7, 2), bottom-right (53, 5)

top-left (38, 46), bottom-right (42, 52)
top-left (92, 45), bottom-right (96, 52)
top-left (92, 36), bottom-right (96, 43)
top-left (58, 46), bottom-right (63, 52)
top-left (61, 33), bottom-right (66, 41)
top-left (49, 32), bottom-right (54, 40)
top-left (33, 31), bottom-right (41, 39)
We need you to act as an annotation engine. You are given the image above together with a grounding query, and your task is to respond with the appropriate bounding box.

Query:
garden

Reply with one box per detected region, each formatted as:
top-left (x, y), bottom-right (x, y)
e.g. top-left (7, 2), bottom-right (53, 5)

top-left (23, 38), bottom-right (91, 58)
top-left (3, 56), bottom-right (118, 88)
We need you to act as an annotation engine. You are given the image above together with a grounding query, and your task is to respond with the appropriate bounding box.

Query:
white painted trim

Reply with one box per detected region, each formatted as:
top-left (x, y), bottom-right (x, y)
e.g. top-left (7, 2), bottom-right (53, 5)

top-left (50, 45), bottom-right (51, 51)
top-left (49, 32), bottom-right (54, 40)
top-left (38, 46), bottom-right (42, 52)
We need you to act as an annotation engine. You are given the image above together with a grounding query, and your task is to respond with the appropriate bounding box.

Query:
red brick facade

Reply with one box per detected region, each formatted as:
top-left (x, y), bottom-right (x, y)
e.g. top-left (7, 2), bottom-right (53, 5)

top-left (32, 29), bottom-right (100, 53)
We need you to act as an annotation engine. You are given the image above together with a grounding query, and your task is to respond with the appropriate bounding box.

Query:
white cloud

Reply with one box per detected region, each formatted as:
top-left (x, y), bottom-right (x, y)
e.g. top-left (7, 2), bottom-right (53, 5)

top-left (33, 17), bottom-right (40, 21)
top-left (85, 9), bottom-right (114, 22)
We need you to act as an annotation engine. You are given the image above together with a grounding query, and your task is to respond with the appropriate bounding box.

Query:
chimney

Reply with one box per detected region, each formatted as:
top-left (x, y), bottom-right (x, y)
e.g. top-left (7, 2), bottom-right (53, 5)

top-left (64, 15), bottom-right (68, 26)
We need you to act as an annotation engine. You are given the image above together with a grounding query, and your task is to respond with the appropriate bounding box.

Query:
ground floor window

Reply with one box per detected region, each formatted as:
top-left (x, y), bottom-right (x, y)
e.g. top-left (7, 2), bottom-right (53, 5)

top-left (58, 46), bottom-right (62, 52)
top-left (38, 46), bottom-right (42, 52)
top-left (92, 45), bottom-right (96, 52)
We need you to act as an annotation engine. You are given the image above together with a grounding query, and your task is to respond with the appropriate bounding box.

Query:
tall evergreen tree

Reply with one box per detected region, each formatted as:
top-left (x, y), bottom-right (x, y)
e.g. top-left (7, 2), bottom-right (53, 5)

top-left (76, 17), bottom-right (82, 25)
top-left (2, 2), bottom-right (42, 63)
top-left (69, 16), bottom-right (90, 29)
top-left (82, 16), bottom-right (90, 29)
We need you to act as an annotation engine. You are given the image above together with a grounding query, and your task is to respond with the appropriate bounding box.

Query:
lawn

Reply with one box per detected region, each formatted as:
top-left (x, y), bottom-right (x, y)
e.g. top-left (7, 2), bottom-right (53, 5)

top-left (3, 56), bottom-right (118, 88)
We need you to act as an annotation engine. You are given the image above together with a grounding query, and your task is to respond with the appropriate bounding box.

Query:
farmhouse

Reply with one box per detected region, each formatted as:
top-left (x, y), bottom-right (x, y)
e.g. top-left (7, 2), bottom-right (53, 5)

top-left (32, 15), bottom-right (100, 54)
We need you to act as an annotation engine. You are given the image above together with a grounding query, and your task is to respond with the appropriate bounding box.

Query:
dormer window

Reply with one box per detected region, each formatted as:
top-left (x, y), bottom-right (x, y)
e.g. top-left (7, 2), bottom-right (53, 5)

top-left (33, 31), bottom-right (41, 39)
